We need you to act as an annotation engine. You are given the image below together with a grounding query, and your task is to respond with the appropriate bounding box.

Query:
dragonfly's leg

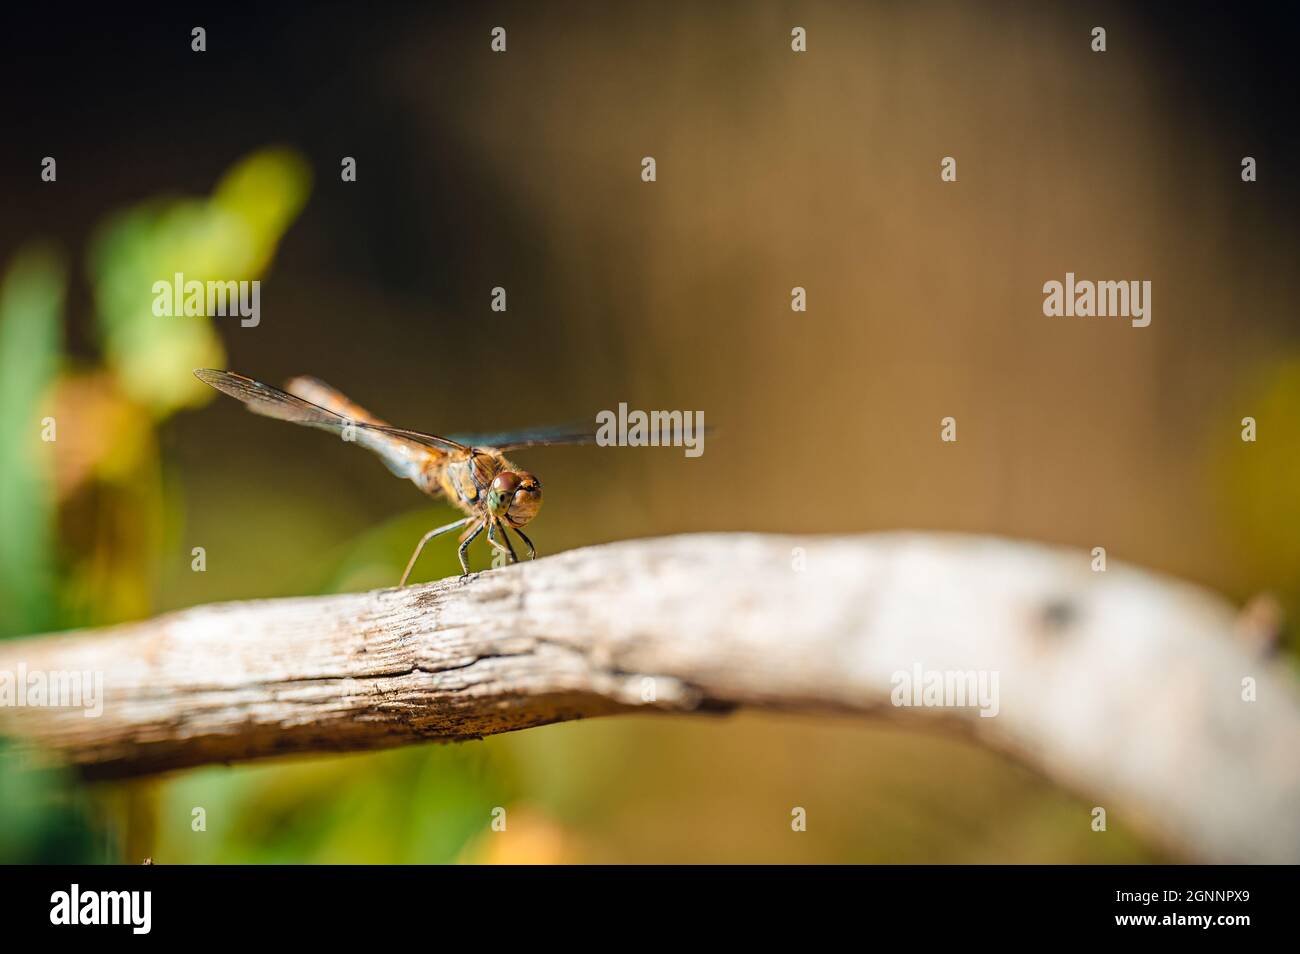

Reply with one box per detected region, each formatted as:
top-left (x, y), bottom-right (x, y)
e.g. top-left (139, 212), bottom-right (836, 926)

top-left (488, 520), bottom-right (518, 564)
top-left (457, 520), bottom-right (485, 576)
top-left (399, 517), bottom-right (471, 586)
top-left (512, 527), bottom-right (537, 560)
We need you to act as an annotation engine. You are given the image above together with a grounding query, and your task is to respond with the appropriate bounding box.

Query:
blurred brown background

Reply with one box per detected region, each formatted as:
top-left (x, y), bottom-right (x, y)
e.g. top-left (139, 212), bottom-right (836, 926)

top-left (1, 1), bottom-right (1295, 862)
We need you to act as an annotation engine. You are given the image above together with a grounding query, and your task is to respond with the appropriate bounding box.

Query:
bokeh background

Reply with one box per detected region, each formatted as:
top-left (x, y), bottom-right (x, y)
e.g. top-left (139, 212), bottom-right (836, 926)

top-left (1, 1), bottom-right (1296, 862)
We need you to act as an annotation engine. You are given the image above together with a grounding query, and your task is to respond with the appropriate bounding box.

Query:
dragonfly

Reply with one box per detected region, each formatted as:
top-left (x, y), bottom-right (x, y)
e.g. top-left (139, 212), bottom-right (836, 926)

top-left (194, 369), bottom-right (598, 584)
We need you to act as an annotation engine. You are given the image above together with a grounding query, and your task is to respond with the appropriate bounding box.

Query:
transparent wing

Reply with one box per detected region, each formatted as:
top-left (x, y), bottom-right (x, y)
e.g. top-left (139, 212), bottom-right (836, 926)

top-left (284, 375), bottom-right (387, 425)
top-left (194, 370), bottom-right (468, 478)
top-left (447, 422), bottom-right (601, 452)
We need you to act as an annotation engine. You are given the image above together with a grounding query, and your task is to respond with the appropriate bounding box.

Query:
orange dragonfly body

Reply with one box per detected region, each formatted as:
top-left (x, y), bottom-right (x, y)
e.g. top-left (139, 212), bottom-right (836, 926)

top-left (195, 370), bottom-right (596, 583)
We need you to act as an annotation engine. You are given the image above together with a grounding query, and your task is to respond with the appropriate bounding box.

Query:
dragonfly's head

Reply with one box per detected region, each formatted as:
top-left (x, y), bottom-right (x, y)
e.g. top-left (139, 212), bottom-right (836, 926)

top-left (489, 471), bottom-right (543, 527)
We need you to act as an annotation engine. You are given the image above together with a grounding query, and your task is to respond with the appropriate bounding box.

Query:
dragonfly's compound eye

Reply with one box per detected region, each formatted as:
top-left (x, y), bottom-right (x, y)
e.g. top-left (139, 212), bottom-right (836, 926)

top-left (506, 472), bottom-right (543, 527)
top-left (491, 472), bottom-right (521, 496)
top-left (488, 472), bottom-right (522, 515)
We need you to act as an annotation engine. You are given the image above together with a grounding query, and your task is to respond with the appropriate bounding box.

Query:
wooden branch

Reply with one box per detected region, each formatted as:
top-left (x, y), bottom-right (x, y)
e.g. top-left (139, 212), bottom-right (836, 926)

top-left (1, 532), bottom-right (1297, 862)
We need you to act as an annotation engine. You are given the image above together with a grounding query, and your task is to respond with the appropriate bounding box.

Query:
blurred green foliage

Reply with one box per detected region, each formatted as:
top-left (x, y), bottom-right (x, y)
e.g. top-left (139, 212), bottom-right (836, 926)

top-left (0, 246), bottom-right (65, 638)
top-left (1220, 358), bottom-right (1300, 636)
top-left (155, 742), bottom-right (520, 863)
top-left (0, 739), bottom-right (109, 863)
top-left (89, 148), bottom-right (311, 415)
top-left (0, 147), bottom-right (327, 863)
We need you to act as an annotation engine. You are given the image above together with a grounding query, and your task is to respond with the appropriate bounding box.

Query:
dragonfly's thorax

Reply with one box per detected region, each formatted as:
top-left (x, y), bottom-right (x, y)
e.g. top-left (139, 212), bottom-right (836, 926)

top-left (433, 451), bottom-right (513, 514)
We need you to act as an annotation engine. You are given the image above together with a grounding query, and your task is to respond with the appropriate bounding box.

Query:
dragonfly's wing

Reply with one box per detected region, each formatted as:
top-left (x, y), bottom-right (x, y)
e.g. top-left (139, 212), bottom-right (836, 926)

top-left (448, 422), bottom-right (601, 452)
top-left (197, 369), bottom-right (348, 428)
top-left (194, 370), bottom-right (469, 480)
top-left (285, 375), bottom-right (387, 426)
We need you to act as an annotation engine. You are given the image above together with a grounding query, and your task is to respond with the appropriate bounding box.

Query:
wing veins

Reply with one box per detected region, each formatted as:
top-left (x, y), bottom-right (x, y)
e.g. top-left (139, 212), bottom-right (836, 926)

top-left (193, 370), bottom-right (468, 454)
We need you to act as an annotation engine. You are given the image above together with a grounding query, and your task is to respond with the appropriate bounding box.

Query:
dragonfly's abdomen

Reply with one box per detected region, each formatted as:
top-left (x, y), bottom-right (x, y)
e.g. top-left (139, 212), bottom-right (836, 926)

top-left (287, 375), bottom-right (431, 483)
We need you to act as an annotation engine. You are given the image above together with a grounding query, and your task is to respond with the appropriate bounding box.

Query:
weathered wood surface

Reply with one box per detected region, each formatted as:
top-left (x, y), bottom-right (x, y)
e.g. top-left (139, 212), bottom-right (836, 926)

top-left (1, 532), bottom-right (1296, 862)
